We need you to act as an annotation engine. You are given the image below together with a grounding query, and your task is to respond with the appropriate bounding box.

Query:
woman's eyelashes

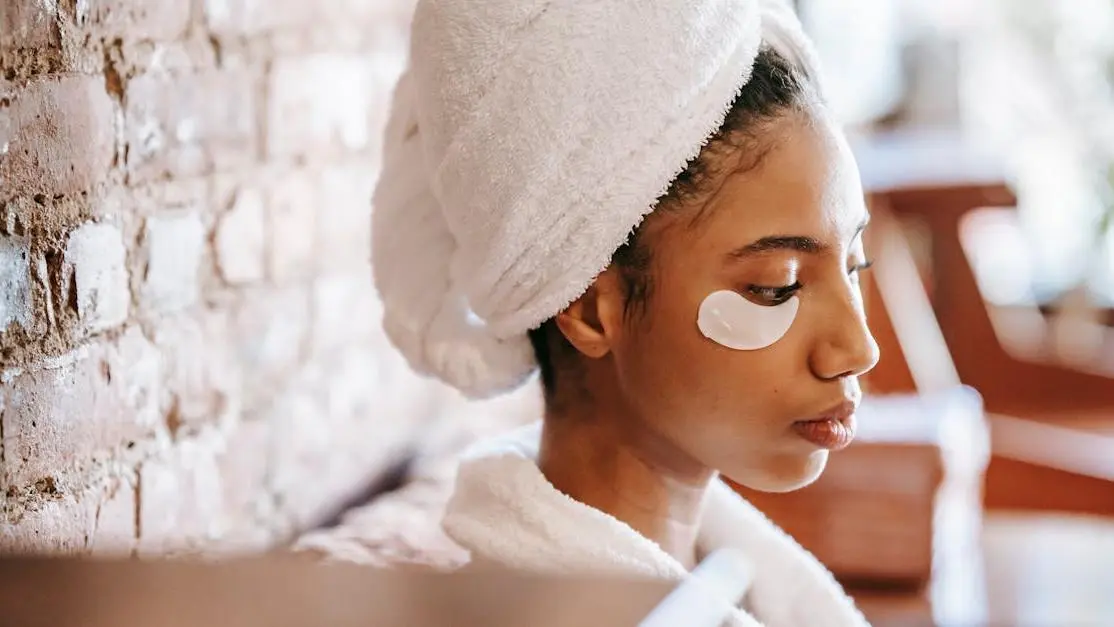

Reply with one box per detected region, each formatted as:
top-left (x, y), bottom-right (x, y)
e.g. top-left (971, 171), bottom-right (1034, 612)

top-left (742, 259), bottom-right (873, 305)
top-left (745, 281), bottom-right (802, 306)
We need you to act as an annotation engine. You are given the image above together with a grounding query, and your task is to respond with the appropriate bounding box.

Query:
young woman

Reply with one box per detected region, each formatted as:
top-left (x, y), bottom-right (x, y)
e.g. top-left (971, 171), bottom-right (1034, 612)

top-left (374, 1), bottom-right (878, 624)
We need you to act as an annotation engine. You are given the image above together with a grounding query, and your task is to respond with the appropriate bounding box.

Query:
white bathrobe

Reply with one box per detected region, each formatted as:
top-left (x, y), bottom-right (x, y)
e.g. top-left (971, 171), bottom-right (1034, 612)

top-left (442, 423), bottom-right (871, 627)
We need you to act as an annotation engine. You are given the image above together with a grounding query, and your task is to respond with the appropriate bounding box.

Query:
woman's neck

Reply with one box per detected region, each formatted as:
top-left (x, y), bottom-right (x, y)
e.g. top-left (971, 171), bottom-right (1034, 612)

top-left (537, 409), bottom-right (716, 570)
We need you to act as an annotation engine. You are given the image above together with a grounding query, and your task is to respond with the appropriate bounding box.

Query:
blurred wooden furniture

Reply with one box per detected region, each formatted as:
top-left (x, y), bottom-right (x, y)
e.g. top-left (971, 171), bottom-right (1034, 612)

top-left (853, 130), bottom-right (1114, 417)
top-left (858, 200), bottom-right (960, 397)
top-left (851, 129), bottom-right (1114, 517)
top-left (985, 412), bottom-right (1114, 516)
top-left (853, 512), bottom-right (1114, 626)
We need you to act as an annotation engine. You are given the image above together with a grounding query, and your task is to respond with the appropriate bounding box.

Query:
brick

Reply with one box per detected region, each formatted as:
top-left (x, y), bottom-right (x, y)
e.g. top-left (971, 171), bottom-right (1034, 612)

top-left (265, 383), bottom-right (338, 528)
top-left (0, 93), bottom-right (10, 153)
top-left (0, 330), bottom-right (161, 488)
top-left (0, 76), bottom-right (115, 196)
top-left (317, 164), bottom-right (374, 272)
top-left (310, 268), bottom-right (381, 355)
top-left (203, 0), bottom-right (316, 36)
top-left (0, 0), bottom-right (60, 49)
top-left (137, 433), bottom-right (224, 555)
top-left (204, 0), bottom-right (411, 37)
top-left (84, 0), bottom-right (191, 42)
top-left (140, 211), bottom-right (205, 314)
top-left (124, 70), bottom-right (257, 182)
top-left (151, 310), bottom-right (241, 426)
top-left (267, 54), bottom-right (381, 158)
top-left (65, 223), bottom-right (129, 334)
top-left (135, 453), bottom-right (180, 554)
top-left (320, 349), bottom-right (379, 424)
top-left (233, 287), bottom-right (308, 395)
top-left (218, 419), bottom-right (269, 527)
top-left (0, 491), bottom-right (92, 556)
top-left (2, 352), bottom-right (103, 487)
top-left (283, 350), bottom-right (442, 520)
top-left (267, 356), bottom-right (422, 531)
top-left (266, 173), bottom-right (316, 282)
top-left (88, 476), bottom-right (138, 556)
top-left (324, 0), bottom-right (418, 30)
top-left (0, 475), bottom-right (138, 557)
top-left (103, 327), bottom-right (163, 430)
top-left (338, 348), bottom-right (445, 446)
top-left (0, 234), bottom-right (32, 331)
top-left (215, 188), bottom-right (266, 284)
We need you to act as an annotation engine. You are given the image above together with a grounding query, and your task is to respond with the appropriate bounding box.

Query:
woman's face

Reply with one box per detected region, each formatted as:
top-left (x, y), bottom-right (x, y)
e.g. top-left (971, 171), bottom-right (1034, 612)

top-left (608, 110), bottom-right (878, 492)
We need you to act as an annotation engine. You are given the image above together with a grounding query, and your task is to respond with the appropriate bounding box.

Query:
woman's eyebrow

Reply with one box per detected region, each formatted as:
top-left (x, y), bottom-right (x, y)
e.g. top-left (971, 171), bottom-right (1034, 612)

top-left (727, 235), bottom-right (824, 260)
top-left (725, 218), bottom-right (870, 261)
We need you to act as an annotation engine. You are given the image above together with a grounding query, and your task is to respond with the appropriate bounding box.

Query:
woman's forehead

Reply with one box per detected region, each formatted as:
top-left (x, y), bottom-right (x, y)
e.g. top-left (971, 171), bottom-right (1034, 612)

top-left (690, 114), bottom-right (867, 246)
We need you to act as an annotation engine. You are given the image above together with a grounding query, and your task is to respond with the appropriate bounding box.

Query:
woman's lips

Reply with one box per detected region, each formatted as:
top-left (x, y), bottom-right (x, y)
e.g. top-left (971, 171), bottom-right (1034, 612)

top-left (791, 401), bottom-right (857, 450)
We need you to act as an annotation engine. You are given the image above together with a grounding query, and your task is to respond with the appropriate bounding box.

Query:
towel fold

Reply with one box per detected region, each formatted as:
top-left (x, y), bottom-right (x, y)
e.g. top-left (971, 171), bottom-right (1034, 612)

top-left (441, 424), bottom-right (870, 627)
top-left (372, 0), bottom-right (821, 398)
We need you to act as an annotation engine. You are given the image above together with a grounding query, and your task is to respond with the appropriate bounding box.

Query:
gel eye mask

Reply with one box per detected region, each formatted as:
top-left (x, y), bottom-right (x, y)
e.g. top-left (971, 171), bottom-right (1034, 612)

top-left (697, 290), bottom-right (799, 350)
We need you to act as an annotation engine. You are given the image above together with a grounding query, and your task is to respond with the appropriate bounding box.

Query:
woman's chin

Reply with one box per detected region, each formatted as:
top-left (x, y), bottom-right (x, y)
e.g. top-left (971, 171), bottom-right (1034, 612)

top-left (726, 449), bottom-right (829, 493)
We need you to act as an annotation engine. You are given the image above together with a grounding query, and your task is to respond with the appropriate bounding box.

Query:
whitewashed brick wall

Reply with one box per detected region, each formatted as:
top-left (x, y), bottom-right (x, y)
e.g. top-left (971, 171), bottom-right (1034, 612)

top-left (0, 0), bottom-right (462, 555)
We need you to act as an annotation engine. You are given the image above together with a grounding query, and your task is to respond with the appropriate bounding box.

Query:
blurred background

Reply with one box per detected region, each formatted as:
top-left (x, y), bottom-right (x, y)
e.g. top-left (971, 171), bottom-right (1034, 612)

top-left (1, 0), bottom-right (1112, 625)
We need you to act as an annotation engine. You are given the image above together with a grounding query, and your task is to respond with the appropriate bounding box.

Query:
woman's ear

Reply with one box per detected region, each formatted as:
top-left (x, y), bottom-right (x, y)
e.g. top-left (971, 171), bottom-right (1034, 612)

top-left (555, 267), bottom-right (626, 359)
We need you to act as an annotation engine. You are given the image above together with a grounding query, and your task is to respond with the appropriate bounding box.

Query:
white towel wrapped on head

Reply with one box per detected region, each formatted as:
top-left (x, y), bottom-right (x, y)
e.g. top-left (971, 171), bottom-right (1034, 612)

top-left (372, 0), bottom-right (822, 398)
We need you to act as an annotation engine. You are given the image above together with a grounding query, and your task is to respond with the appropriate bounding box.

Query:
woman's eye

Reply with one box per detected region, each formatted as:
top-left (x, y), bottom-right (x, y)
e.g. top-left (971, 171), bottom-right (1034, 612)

top-left (745, 281), bottom-right (802, 306)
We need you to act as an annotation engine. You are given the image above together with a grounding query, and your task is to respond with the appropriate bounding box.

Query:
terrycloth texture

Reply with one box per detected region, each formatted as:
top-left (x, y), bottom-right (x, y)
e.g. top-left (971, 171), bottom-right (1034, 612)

top-left (373, 0), bottom-right (822, 398)
top-left (442, 424), bottom-right (871, 627)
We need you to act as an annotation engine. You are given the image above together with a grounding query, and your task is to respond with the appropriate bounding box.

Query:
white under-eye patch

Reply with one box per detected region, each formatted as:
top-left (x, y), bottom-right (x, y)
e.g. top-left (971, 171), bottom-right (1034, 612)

top-left (697, 290), bottom-right (799, 350)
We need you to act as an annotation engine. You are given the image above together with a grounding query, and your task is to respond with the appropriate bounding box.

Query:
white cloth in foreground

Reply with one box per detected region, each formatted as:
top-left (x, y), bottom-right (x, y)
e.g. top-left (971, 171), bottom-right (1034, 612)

top-left (372, 0), bottom-right (822, 398)
top-left (442, 424), bottom-right (871, 627)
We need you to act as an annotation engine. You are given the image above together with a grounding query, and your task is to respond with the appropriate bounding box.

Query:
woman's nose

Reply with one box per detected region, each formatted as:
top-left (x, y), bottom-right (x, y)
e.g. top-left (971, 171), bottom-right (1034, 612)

top-left (808, 279), bottom-right (880, 381)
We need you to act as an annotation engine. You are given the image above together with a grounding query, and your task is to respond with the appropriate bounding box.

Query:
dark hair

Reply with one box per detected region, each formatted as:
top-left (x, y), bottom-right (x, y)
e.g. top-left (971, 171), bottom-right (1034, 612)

top-left (529, 46), bottom-right (816, 400)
